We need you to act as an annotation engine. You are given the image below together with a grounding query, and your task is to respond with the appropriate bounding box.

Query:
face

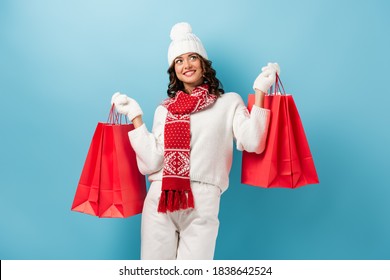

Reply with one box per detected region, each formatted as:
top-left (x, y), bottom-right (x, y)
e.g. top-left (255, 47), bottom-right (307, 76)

top-left (174, 52), bottom-right (204, 92)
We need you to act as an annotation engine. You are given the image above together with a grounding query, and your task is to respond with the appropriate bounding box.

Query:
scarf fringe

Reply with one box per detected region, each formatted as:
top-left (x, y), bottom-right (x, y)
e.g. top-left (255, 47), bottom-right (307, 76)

top-left (157, 190), bottom-right (195, 213)
top-left (157, 191), bottom-right (167, 213)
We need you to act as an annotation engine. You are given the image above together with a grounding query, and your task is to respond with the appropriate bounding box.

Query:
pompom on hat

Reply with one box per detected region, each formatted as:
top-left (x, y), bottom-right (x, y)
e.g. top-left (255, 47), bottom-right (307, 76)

top-left (167, 22), bottom-right (208, 66)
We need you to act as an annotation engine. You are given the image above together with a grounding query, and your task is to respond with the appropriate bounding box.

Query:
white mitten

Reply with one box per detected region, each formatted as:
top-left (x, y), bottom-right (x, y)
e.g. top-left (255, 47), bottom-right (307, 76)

top-left (261, 62), bottom-right (280, 75)
top-left (111, 92), bottom-right (143, 121)
top-left (253, 62), bottom-right (280, 92)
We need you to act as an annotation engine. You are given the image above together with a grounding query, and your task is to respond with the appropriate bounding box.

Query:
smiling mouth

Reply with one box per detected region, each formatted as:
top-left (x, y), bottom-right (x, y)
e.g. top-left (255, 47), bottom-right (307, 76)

top-left (183, 70), bottom-right (196, 77)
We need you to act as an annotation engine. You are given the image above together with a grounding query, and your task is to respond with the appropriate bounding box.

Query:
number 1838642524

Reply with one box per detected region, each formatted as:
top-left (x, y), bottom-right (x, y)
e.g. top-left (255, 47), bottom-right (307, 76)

top-left (212, 266), bottom-right (272, 276)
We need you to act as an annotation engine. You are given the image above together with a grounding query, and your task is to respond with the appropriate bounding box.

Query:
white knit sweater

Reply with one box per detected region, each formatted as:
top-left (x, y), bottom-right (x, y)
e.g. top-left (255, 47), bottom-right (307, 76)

top-left (128, 92), bottom-right (270, 193)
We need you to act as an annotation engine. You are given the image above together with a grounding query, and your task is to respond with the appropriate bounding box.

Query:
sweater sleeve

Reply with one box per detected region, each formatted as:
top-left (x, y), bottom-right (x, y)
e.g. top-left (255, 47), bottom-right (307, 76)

top-left (128, 106), bottom-right (165, 175)
top-left (233, 101), bottom-right (271, 154)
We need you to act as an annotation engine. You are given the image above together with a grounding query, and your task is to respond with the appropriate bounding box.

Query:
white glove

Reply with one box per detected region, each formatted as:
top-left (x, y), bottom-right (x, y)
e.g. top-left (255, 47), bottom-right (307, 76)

top-left (261, 62), bottom-right (280, 75)
top-left (111, 92), bottom-right (143, 121)
top-left (253, 62), bottom-right (280, 92)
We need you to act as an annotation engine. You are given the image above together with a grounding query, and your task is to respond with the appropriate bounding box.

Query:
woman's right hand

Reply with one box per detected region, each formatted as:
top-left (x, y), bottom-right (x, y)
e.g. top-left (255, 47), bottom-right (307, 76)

top-left (111, 92), bottom-right (143, 122)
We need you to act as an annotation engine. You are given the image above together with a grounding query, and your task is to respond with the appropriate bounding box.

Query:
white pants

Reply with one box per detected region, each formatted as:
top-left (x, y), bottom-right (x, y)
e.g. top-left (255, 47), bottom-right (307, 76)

top-left (141, 181), bottom-right (221, 260)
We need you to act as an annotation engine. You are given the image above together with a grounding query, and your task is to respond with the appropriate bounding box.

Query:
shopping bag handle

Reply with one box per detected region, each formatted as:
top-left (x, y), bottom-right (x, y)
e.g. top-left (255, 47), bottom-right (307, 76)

top-left (268, 73), bottom-right (286, 95)
top-left (107, 104), bottom-right (129, 124)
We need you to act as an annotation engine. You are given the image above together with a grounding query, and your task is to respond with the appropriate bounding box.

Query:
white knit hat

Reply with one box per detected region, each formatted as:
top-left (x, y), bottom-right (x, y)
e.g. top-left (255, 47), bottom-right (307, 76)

top-left (167, 22), bottom-right (208, 66)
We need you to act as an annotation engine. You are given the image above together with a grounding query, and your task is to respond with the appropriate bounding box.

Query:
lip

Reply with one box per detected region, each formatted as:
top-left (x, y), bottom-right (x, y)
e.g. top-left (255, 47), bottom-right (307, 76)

top-left (183, 70), bottom-right (196, 77)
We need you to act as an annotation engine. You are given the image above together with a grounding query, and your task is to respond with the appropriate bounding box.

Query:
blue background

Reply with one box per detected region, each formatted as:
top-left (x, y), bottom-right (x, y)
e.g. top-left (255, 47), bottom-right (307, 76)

top-left (1, 0), bottom-right (389, 260)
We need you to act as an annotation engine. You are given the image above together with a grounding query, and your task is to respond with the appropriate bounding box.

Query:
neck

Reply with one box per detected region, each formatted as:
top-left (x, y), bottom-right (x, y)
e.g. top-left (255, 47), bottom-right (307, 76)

top-left (184, 86), bottom-right (195, 94)
top-left (183, 81), bottom-right (204, 94)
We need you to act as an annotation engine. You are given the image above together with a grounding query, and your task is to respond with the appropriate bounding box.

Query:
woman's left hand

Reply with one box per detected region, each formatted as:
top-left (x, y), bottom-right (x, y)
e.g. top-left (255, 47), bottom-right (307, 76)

top-left (253, 63), bottom-right (280, 108)
top-left (253, 62), bottom-right (280, 93)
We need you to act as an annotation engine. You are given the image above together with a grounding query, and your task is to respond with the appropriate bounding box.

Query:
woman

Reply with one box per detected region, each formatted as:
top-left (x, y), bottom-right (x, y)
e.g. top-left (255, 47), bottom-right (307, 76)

top-left (112, 22), bottom-right (279, 260)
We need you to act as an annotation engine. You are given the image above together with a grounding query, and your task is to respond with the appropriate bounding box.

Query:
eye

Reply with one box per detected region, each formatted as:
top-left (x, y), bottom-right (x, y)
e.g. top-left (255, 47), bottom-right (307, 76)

top-left (189, 55), bottom-right (198, 61)
top-left (174, 59), bottom-right (183, 65)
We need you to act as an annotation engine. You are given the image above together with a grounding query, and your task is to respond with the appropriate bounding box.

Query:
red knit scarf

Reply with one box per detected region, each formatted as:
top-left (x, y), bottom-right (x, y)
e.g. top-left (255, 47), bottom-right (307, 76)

top-left (158, 84), bottom-right (217, 213)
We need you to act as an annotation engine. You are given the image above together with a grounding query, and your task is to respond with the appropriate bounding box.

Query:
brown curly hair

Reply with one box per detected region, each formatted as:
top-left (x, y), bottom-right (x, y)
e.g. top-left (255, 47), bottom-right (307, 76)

top-left (167, 55), bottom-right (224, 98)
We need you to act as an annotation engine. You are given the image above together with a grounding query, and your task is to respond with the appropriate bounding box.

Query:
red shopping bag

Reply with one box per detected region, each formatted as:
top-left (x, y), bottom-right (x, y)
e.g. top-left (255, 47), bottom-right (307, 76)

top-left (241, 75), bottom-right (319, 188)
top-left (71, 105), bottom-right (146, 217)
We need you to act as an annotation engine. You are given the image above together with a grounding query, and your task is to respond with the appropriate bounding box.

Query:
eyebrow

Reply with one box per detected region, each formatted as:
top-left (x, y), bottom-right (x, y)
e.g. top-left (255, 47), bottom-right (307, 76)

top-left (175, 53), bottom-right (198, 60)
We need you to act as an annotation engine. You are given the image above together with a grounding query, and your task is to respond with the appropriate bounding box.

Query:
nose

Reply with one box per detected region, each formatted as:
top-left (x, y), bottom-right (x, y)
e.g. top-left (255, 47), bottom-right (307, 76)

top-left (183, 57), bottom-right (192, 69)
